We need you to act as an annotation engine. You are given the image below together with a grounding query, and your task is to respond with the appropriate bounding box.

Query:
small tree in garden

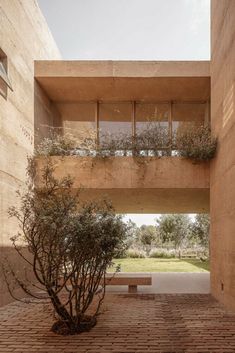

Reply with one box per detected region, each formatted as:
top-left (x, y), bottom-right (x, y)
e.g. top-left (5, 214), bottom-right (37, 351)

top-left (137, 225), bottom-right (158, 256)
top-left (157, 214), bottom-right (190, 257)
top-left (3, 158), bottom-right (128, 335)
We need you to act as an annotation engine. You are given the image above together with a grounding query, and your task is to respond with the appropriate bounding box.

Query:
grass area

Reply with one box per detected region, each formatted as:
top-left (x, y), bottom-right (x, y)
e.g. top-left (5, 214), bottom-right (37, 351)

top-left (109, 258), bottom-right (210, 273)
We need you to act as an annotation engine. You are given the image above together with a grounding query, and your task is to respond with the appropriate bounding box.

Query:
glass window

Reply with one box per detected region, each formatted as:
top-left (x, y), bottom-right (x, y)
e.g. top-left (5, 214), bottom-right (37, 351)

top-left (0, 61), bottom-right (12, 90)
top-left (99, 103), bottom-right (132, 148)
top-left (135, 103), bottom-right (170, 153)
top-left (136, 103), bottom-right (169, 133)
top-left (0, 49), bottom-right (13, 96)
top-left (60, 103), bottom-right (96, 136)
top-left (172, 102), bottom-right (206, 136)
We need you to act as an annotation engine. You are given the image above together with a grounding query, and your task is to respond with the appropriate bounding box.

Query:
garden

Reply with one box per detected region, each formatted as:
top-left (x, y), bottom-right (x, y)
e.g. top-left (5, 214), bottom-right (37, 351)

top-left (110, 213), bottom-right (210, 272)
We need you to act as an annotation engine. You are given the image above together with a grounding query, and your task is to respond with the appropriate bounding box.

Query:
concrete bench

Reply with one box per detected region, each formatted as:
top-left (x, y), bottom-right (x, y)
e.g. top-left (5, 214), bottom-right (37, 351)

top-left (105, 274), bottom-right (152, 293)
top-left (181, 254), bottom-right (197, 259)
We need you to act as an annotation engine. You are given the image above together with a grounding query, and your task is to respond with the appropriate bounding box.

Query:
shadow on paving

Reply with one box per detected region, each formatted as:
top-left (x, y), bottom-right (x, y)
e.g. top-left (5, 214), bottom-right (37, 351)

top-left (0, 293), bottom-right (234, 353)
top-left (182, 258), bottom-right (210, 272)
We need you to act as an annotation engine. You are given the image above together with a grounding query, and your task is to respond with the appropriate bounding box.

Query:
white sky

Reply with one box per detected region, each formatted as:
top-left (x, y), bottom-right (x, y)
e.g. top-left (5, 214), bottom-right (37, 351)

top-left (122, 214), bottom-right (195, 227)
top-left (38, 0), bottom-right (210, 60)
top-left (38, 0), bottom-right (209, 225)
top-left (123, 214), bottom-right (159, 227)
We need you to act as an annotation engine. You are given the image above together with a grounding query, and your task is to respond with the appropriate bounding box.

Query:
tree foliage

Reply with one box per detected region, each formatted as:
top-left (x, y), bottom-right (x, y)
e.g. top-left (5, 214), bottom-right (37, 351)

top-left (190, 214), bottom-right (210, 248)
top-left (3, 158), bottom-right (128, 335)
top-left (157, 214), bottom-right (191, 251)
top-left (137, 225), bottom-right (158, 256)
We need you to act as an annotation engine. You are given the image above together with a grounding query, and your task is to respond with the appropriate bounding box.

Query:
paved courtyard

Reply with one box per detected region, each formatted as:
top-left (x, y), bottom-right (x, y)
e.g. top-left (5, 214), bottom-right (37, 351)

top-left (106, 273), bottom-right (210, 294)
top-left (0, 293), bottom-right (235, 353)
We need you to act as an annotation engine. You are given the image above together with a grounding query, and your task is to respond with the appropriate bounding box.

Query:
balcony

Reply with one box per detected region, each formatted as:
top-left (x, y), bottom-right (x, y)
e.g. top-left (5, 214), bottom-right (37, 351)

top-left (34, 61), bottom-right (211, 213)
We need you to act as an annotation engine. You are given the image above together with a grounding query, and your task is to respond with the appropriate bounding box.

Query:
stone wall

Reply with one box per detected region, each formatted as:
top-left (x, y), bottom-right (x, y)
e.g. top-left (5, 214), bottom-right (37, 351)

top-left (0, 0), bottom-right (60, 306)
top-left (210, 0), bottom-right (235, 309)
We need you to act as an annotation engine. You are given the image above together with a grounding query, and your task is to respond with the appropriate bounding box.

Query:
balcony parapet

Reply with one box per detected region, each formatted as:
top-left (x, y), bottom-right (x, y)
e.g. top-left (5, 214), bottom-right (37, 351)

top-left (35, 156), bottom-right (210, 213)
top-left (35, 156), bottom-right (209, 190)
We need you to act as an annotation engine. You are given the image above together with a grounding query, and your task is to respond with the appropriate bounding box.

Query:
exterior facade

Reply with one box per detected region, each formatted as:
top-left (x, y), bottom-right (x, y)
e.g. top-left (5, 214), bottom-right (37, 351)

top-left (0, 0), bottom-right (61, 306)
top-left (0, 0), bottom-right (235, 311)
top-left (210, 0), bottom-right (235, 310)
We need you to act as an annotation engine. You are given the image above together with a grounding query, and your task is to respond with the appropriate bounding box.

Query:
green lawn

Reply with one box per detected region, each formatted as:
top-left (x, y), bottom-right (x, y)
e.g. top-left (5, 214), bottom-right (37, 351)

top-left (109, 258), bottom-right (210, 273)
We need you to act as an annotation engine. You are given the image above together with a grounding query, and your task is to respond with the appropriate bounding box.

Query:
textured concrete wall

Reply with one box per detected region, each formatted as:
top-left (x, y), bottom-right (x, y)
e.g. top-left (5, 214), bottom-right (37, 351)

top-left (210, 0), bottom-right (235, 309)
top-left (36, 156), bottom-right (210, 213)
top-left (34, 81), bottom-right (62, 144)
top-left (0, 0), bottom-right (60, 306)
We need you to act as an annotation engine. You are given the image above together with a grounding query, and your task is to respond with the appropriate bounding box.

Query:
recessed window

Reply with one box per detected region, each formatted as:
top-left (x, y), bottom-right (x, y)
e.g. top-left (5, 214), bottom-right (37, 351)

top-left (59, 102), bottom-right (97, 142)
top-left (172, 102), bottom-right (206, 135)
top-left (136, 103), bottom-right (170, 134)
top-left (99, 102), bottom-right (132, 143)
top-left (0, 49), bottom-right (13, 91)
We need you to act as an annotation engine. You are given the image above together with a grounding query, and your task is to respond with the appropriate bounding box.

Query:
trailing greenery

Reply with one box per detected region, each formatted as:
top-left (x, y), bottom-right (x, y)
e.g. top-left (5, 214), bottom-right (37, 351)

top-left (35, 123), bottom-right (170, 158)
top-left (36, 132), bottom-right (76, 156)
top-left (35, 131), bottom-right (96, 157)
top-left (36, 123), bottom-right (217, 161)
top-left (175, 125), bottom-right (217, 161)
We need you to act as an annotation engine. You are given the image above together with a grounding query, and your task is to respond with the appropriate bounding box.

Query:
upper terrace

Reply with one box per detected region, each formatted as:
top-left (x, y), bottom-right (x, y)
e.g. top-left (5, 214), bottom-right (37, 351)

top-left (34, 61), bottom-right (211, 213)
top-left (34, 60), bottom-right (210, 147)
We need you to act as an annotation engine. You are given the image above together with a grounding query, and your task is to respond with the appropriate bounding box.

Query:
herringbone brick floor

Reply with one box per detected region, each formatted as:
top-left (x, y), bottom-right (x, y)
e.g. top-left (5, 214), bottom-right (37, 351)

top-left (0, 294), bottom-right (235, 353)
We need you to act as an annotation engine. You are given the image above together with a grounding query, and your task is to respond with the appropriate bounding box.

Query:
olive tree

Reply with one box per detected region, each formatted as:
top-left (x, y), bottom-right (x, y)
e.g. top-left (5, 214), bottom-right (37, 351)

top-left (137, 225), bottom-right (158, 256)
top-left (3, 158), bottom-right (128, 335)
top-left (157, 214), bottom-right (190, 256)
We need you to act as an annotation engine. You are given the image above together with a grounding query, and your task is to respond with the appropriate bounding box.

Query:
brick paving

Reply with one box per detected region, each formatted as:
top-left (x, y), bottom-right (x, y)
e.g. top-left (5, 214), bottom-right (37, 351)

top-left (0, 294), bottom-right (235, 352)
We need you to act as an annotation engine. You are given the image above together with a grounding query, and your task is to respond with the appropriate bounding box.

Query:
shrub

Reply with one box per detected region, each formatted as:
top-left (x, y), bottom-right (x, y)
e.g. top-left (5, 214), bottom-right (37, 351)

top-left (126, 249), bottom-right (146, 258)
top-left (36, 123), bottom-right (217, 161)
top-left (149, 249), bottom-right (176, 258)
top-left (175, 125), bottom-right (217, 161)
top-left (36, 131), bottom-right (76, 156)
top-left (3, 158), bottom-right (128, 335)
top-left (35, 129), bottom-right (96, 157)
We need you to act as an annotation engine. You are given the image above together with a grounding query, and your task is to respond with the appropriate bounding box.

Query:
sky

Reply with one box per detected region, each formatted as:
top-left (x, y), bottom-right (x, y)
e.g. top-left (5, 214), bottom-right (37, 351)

top-left (123, 214), bottom-right (159, 227)
top-left (38, 0), bottom-right (209, 225)
top-left (38, 0), bottom-right (210, 60)
top-left (122, 214), bottom-right (195, 227)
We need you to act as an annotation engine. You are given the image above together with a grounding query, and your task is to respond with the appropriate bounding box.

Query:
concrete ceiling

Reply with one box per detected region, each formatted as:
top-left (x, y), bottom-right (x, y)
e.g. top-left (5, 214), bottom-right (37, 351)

top-left (78, 188), bottom-right (210, 213)
top-left (35, 60), bottom-right (210, 103)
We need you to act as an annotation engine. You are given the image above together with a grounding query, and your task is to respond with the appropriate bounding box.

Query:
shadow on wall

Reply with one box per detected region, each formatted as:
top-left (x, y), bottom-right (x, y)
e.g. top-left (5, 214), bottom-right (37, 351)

top-left (0, 246), bottom-right (33, 307)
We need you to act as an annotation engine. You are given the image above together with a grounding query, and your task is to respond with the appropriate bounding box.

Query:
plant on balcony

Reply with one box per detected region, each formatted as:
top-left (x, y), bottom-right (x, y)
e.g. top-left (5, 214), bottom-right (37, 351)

top-left (97, 131), bottom-right (133, 157)
top-left (3, 158), bottom-right (128, 335)
top-left (174, 125), bottom-right (217, 161)
top-left (134, 124), bottom-right (171, 157)
top-left (97, 122), bottom-right (171, 158)
top-left (35, 123), bottom-right (216, 161)
top-left (36, 131), bottom-right (76, 156)
top-left (36, 129), bottom-right (97, 157)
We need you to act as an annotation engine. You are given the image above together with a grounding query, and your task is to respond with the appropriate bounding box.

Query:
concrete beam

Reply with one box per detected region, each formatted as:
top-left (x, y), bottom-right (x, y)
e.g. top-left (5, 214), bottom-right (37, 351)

top-left (35, 156), bottom-right (210, 213)
top-left (34, 61), bottom-right (211, 102)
